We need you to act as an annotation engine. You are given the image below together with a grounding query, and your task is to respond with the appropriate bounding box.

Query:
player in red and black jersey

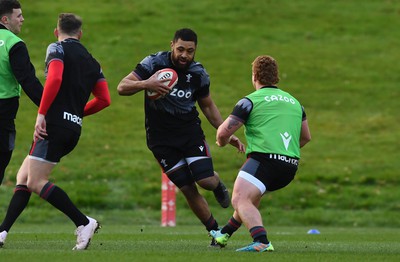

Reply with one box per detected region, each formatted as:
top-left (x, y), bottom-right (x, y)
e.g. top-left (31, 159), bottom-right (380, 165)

top-left (0, 13), bottom-right (110, 250)
top-left (118, 28), bottom-right (245, 246)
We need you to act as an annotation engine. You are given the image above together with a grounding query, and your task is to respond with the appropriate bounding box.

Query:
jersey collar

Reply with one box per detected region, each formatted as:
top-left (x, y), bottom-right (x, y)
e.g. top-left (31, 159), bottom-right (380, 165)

top-left (260, 85), bottom-right (278, 89)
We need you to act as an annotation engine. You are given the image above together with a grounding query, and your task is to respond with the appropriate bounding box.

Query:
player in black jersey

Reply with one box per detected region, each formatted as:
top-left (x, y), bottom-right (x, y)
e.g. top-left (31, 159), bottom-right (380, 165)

top-left (0, 13), bottom-right (111, 250)
top-left (0, 0), bottom-right (43, 185)
top-left (118, 28), bottom-right (245, 245)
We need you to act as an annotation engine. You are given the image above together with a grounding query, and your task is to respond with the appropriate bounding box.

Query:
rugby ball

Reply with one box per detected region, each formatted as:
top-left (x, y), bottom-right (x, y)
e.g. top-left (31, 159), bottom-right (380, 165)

top-left (147, 68), bottom-right (178, 100)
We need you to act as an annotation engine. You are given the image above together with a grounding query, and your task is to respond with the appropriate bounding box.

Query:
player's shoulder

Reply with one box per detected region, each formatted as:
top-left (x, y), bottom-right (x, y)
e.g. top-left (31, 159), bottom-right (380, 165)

top-left (279, 88), bottom-right (301, 103)
top-left (142, 51), bottom-right (170, 65)
top-left (46, 41), bottom-right (64, 55)
top-left (188, 60), bottom-right (209, 83)
top-left (189, 60), bottom-right (206, 73)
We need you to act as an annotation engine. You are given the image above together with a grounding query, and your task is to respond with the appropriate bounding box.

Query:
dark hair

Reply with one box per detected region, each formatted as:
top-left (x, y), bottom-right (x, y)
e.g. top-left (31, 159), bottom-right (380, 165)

top-left (58, 13), bottom-right (82, 35)
top-left (252, 55), bottom-right (280, 85)
top-left (173, 28), bottom-right (197, 46)
top-left (0, 0), bottom-right (21, 17)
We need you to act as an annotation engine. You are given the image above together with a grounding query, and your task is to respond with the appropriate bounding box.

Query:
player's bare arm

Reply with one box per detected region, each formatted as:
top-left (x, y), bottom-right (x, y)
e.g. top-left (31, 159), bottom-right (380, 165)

top-left (199, 97), bottom-right (245, 152)
top-left (216, 115), bottom-right (245, 152)
top-left (300, 119), bottom-right (311, 148)
top-left (198, 95), bottom-right (224, 129)
top-left (117, 71), bottom-right (171, 96)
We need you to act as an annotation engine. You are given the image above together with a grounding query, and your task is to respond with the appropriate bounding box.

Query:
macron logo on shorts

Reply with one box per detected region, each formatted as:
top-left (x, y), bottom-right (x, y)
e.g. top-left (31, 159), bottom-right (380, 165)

top-left (63, 111), bottom-right (82, 126)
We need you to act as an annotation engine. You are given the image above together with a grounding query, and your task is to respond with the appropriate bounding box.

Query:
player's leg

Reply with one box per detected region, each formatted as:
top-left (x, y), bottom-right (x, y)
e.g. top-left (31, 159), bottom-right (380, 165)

top-left (185, 139), bottom-right (230, 208)
top-left (232, 157), bottom-right (271, 251)
top-left (152, 145), bottom-right (221, 244)
top-left (0, 156), bottom-right (31, 247)
top-left (27, 154), bottom-right (89, 226)
top-left (233, 154), bottom-right (298, 252)
top-left (209, 210), bottom-right (242, 247)
top-left (188, 159), bottom-right (230, 208)
top-left (28, 126), bottom-right (100, 250)
top-left (0, 150), bottom-right (12, 184)
top-left (232, 176), bottom-right (263, 232)
top-left (165, 163), bottom-right (219, 232)
top-left (232, 175), bottom-right (273, 252)
top-left (0, 120), bottom-right (16, 184)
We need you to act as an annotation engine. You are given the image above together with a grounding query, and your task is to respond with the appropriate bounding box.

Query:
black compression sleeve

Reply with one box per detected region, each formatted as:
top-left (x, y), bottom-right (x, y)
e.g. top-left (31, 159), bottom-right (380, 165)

top-left (9, 42), bottom-right (43, 106)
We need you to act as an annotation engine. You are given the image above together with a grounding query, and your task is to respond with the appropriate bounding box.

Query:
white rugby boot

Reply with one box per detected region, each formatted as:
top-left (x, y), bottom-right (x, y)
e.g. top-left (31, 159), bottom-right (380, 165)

top-left (0, 230), bottom-right (7, 247)
top-left (72, 216), bottom-right (100, 250)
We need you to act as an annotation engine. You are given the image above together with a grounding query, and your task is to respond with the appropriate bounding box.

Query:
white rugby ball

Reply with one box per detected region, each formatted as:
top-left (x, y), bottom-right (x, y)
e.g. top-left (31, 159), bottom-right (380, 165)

top-left (147, 68), bottom-right (178, 100)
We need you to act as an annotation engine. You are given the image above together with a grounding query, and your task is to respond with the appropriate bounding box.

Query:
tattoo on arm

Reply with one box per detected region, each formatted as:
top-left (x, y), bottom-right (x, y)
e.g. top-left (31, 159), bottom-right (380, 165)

top-left (226, 118), bottom-right (240, 131)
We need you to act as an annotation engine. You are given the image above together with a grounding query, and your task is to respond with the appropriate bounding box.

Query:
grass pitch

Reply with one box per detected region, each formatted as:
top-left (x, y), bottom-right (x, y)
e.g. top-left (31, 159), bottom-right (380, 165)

top-left (0, 3), bottom-right (399, 262)
top-left (1, 224), bottom-right (399, 262)
top-left (0, 0), bottom-right (398, 228)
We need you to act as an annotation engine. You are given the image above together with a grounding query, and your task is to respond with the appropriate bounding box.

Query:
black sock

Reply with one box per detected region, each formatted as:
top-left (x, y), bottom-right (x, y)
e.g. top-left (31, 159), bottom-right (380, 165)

top-left (204, 214), bottom-right (219, 232)
top-left (250, 226), bottom-right (268, 244)
top-left (0, 185), bottom-right (31, 232)
top-left (221, 216), bottom-right (242, 236)
top-left (39, 182), bottom-right (88, 227)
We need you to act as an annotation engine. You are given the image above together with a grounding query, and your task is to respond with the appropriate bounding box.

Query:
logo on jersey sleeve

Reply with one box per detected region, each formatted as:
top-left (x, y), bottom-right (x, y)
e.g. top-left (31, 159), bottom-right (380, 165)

top-left (280, 132), bottom-right (292, 150)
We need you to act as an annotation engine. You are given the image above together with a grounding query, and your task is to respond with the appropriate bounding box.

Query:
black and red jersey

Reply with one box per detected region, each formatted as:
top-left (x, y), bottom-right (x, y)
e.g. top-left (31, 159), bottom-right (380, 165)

top-left (133, 51), bottom-right (210, 147)
top-left (42, 38), bottom-right (105, 133)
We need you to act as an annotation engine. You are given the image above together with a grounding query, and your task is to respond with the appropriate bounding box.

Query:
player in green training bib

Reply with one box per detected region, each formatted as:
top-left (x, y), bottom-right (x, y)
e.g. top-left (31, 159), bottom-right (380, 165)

top-left (210, 55), bottom-right (311, 252)
top-left (0, 0), bottom-right (43, 186)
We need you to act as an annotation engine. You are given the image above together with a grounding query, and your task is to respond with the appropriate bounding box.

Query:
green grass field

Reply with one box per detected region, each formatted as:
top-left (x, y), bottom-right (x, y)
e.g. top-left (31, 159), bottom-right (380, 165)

top-left (1, 0), bottom-right (400, 259)
top-left (1, 225), bottom-right (399, 261)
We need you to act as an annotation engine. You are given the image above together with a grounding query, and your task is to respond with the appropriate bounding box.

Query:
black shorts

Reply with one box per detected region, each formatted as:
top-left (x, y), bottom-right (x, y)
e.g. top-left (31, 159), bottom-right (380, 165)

top-left (29, 125), bottom-right (80, 163)
top-left (151, 137), bottom-right (214, 188)
top-left (239, 152), bottom-right (299, 193)
top-left (0, 119), bottom-right (16, 152)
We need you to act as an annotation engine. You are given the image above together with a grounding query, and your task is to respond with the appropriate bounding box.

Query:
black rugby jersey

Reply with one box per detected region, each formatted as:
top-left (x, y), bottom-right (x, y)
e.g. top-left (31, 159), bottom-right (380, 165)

top-left (44, 38), bottom-right (104, 133)
top-left (134, 51), bottom-right (210, 146)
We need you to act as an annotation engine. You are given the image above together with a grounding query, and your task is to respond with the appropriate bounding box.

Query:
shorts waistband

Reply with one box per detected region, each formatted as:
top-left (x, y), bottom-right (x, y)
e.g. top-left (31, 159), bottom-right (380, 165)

top-left (268, 154), bottom-right (299, 166)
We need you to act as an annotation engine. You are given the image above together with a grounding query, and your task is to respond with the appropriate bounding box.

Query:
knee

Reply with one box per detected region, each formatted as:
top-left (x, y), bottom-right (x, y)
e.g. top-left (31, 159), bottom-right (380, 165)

top-left (26, 179), bottom-right (36, 193)
top-left (180, 184), bottom-right (202, 200)
top-left (16, 171), bottom-right (28, 185)
top-left (26, 178), bottom-right (43, 194)
top-left (231, 194), bottom-right (240, 210)
top-left (231, 192), bottom-right (249, 211)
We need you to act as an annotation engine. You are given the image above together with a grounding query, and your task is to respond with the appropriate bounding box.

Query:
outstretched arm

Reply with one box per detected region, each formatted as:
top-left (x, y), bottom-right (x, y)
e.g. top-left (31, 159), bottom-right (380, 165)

top-left (199, 96), bottom-right (245, 152)
top-left (216, 115), bottom-right (244, 149)
top-left (198, 95), bottom-right (223, 129)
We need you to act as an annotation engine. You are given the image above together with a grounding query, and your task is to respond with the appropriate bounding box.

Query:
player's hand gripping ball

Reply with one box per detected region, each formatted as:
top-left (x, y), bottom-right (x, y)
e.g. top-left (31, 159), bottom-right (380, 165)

top-left (147, 68), bottom-right (178, 100)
